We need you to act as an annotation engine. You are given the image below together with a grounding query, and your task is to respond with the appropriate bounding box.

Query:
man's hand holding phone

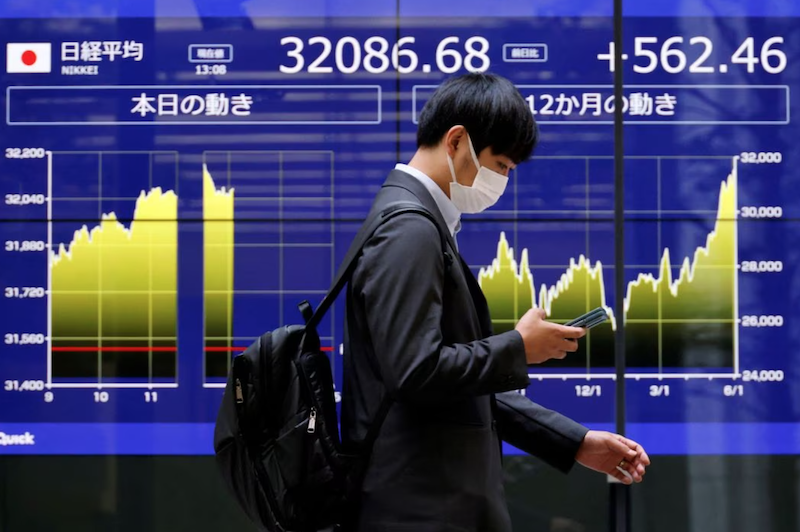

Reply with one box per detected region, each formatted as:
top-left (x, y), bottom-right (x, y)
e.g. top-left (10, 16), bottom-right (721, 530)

top-left (515, 306), bottom-right (609, 364)
top-left (515, 308), bottom-right (587, 364)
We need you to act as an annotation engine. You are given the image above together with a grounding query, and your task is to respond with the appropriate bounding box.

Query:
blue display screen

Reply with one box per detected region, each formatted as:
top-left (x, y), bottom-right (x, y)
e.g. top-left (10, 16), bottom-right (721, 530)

top-left (1, 1), bottom-right (797, 455)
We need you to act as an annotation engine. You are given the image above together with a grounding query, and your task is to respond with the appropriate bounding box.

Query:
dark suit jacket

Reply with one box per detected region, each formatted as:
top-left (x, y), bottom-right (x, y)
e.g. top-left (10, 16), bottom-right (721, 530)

top-left (341, 169), bottom-right (589, 532)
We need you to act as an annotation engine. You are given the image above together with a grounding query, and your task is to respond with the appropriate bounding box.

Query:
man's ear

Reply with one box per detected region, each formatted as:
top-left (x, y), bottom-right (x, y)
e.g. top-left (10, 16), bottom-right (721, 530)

top-left (444, 125), bottom-right (466, 157)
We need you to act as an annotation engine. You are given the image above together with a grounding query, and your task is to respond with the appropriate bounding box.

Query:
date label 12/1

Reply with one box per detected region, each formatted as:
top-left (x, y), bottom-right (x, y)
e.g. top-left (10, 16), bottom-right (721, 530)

top-left (575, 384), bottom-right (602, 397)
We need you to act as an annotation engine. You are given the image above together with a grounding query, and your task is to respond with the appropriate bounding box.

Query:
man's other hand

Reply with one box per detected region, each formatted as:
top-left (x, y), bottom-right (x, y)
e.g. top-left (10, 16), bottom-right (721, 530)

top-left (576, 430), bottom-right (651, 485)
top-left (515, 308), bottom-right (586, 364)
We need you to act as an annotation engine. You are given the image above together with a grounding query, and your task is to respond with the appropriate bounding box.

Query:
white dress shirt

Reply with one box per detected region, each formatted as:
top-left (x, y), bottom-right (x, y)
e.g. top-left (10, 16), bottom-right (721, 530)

top-left (395, 163), bottom-right (461, 246)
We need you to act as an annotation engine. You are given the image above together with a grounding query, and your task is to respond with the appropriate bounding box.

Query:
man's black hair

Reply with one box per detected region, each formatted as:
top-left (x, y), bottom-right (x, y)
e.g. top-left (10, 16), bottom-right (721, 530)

top-left (416, 72), bottom-right (538, 164)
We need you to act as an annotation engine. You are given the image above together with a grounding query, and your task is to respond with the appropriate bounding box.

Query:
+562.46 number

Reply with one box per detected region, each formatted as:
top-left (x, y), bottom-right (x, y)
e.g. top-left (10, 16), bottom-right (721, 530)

top-left (599, 36), bottom-right (786, 74)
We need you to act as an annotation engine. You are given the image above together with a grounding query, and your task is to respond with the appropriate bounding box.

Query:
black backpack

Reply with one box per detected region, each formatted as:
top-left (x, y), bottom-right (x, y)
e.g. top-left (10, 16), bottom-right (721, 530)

top-left (213, 200), bottom-right (451, 532)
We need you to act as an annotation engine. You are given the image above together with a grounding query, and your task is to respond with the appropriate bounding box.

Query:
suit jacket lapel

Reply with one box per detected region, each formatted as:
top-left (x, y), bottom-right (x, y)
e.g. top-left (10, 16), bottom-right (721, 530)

top-left (457, 254), bottom-right (494, 338)
top-left (382, 170), bottom-right (493, 337)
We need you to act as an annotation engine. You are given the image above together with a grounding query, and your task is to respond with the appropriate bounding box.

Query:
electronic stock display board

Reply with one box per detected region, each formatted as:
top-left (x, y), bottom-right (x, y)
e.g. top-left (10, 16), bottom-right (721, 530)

top-left (1, 0), bottom-right (798, 455)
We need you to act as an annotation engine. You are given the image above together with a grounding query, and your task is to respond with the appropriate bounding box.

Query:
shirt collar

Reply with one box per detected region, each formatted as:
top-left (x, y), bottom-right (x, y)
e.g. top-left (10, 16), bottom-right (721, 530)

top-left (395, 163), bottom-right (461, 238)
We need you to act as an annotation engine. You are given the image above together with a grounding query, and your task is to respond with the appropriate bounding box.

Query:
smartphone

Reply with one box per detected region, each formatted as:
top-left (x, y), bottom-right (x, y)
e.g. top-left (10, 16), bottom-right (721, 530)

top-left (564, 306), bottom-right (609, 329)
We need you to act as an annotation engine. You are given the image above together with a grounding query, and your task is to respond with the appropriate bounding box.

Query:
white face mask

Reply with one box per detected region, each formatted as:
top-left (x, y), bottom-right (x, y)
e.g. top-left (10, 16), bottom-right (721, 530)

top-left (446, 133), bottom-right (508, 214)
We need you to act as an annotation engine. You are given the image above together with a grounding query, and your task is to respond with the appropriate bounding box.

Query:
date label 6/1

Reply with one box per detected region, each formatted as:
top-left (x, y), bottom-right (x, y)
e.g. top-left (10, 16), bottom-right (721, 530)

top-left (724, 385), bottom-right (744, 397)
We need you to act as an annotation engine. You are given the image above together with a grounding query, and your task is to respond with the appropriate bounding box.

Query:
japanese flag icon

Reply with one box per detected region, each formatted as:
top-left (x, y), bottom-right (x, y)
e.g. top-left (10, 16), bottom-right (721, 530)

top-left (6, 43), bottom-right (52, 73)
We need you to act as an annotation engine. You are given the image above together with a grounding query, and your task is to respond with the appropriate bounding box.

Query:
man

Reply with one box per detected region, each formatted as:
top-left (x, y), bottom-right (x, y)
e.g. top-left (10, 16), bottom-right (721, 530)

top-left (341, 72), bottom-right (649, 531)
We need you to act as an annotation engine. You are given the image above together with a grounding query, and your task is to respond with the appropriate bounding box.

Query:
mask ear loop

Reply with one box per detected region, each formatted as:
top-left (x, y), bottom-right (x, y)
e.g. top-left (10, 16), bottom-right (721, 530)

top-left (446, 153), bottom-right (458, 185)
top-left (466, 133), bottom-right (482, 170)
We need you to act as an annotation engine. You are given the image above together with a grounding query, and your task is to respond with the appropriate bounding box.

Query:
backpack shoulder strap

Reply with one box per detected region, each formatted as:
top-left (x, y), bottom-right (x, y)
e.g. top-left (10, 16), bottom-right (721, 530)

top-left (305, 200), bottom-right (451, 331)
top-left (300, 200), bottom-right (451, 457)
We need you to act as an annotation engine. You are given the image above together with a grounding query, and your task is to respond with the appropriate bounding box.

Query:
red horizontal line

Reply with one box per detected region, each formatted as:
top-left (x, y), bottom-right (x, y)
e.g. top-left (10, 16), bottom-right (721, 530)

top-left (204, 346), bottom-right (335, 352)
top-left (52, 346), bottom-right (176, 352)
top-left (52, 345), bottom-right (335, 353)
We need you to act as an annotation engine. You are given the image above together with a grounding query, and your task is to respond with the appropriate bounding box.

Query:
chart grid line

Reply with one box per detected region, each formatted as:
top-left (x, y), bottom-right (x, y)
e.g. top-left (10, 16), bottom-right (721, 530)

top-left (495, 319), bottom-right (739, 324)
top-left (226, 150), bottom-right (233, 373)
top-left (330, 151), bottom-right (336, 379)
top-left (532, 155), bottom-right (737, 160)
top-left (585, 157), bottom-right (591, 373)
top-left (50, 383), bottom-right (179, 389)
top-left (52, 337), bottom-right (178, 341)
top-left (733, 156), bottom-right (740, 375)
top-left (148, 151), bottom-right (153, 385)
top-left (46, 151), bottom-right (53, 389)
top-left (513, 167), bottom-right (518, 333)
top-left (97, 151), bottom-right (103, 386)
top-left (526, 373), bottom-right (742, 381)
top-left (279, 151), bottom-right (284, 326)
top-left (657, 156), bottom-right (663, 373)
top-left (470, 264), bottom-right (737, 270)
